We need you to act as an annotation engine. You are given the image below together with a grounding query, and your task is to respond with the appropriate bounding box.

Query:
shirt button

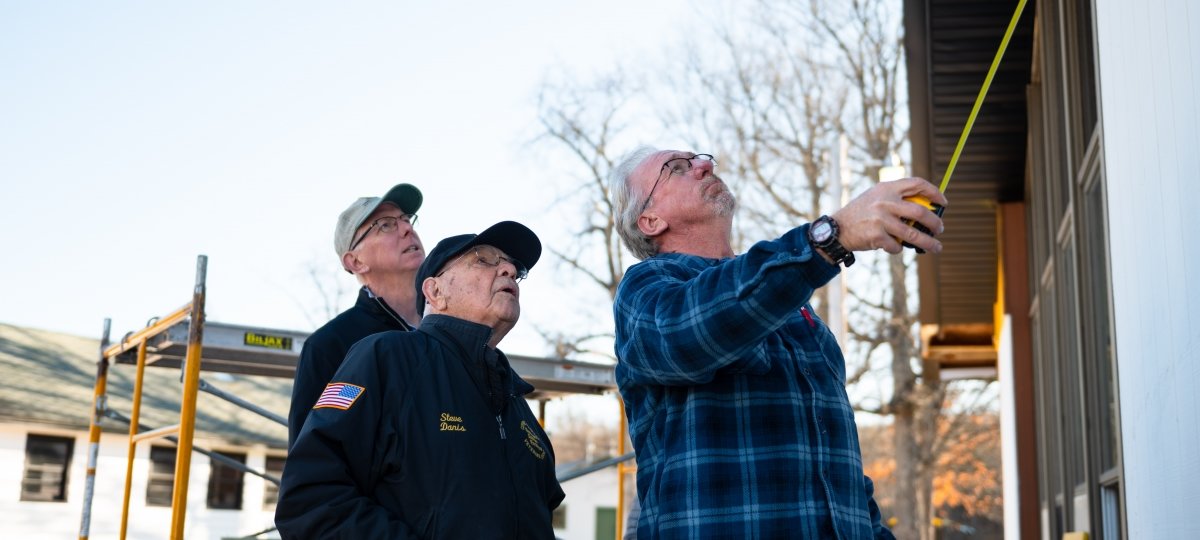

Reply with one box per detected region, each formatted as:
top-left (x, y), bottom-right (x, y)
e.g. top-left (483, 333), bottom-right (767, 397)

top-left (803, 368), bottom-right (812, 376)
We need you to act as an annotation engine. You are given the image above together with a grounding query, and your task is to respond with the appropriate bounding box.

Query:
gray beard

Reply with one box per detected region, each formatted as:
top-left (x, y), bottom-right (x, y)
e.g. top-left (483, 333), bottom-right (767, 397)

top-left (701, 177), bottom-right (737, 217)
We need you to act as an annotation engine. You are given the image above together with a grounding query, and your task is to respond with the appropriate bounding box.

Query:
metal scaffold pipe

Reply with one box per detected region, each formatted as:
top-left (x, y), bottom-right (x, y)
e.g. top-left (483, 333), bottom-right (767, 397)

top-left (119, 341), bottom-right (150, 540)
top-left (169, 255), bottom-right (208, 540)
top-left (78, 318), bottom-right (111, 540)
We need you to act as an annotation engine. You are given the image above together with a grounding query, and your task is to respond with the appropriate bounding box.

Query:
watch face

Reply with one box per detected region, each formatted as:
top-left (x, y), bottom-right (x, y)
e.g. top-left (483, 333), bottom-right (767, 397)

top-left (812, 220), bottom-right (833, 243)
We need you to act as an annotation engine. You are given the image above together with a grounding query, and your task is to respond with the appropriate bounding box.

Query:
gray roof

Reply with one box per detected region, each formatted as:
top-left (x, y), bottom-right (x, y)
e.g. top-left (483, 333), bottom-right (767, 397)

top-left (0, 322), bottom-right (291, 448)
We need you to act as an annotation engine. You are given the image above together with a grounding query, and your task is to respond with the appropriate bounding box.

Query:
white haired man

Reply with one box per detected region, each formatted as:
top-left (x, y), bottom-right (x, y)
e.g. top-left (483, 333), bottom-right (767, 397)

top-left (610, 146), bottom-right (946, 539)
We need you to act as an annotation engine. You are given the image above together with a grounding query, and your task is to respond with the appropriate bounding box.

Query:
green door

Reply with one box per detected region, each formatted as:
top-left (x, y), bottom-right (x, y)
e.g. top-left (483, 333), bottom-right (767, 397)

top-left (595, 507), bottom-right (617, 540)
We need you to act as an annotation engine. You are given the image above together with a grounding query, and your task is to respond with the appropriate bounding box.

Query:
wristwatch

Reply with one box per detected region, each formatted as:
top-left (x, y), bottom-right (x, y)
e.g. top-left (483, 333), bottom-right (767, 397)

top-left (808, 215), bottom-right (855, 267)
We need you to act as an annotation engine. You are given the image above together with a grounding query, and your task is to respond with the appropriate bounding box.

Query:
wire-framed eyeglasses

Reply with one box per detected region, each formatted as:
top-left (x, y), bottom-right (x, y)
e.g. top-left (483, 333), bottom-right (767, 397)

top-left (637, 153), bottom-right (716, 214)
top-left (349, 214), bottom-right (417, 251)
top-left (436, 246), bottom-right (528, 282)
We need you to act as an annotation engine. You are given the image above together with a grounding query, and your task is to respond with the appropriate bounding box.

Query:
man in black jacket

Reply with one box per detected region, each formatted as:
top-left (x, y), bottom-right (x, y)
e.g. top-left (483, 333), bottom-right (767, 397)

top-left (276, 221), bottom-right (565, 539)
top-left (287, 183), bottom-right (425, 448)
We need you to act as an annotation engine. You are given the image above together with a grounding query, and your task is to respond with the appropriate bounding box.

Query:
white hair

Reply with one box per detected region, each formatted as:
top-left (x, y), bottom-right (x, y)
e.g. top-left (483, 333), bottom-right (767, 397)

top-left (610, 146), bottom-right (661, 260)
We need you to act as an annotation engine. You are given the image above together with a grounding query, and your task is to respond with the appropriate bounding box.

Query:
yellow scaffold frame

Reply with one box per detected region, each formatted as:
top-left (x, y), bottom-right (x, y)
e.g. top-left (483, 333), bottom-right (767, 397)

top-left (78, 255), bottom-right (208, 540)
top-left (77, 253), bottom-right (632, 540)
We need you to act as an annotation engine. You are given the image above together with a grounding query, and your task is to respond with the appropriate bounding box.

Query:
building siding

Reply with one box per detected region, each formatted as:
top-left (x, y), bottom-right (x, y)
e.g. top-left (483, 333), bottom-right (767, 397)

top-left (1095, 0), bottom-right (1200, 536)
top-left (0, 425), bottom-right (280, 539)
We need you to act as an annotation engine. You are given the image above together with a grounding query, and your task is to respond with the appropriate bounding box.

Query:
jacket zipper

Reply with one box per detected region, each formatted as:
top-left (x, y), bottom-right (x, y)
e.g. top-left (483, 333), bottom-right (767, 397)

top-left (498, 407), bottom-right (519, 537)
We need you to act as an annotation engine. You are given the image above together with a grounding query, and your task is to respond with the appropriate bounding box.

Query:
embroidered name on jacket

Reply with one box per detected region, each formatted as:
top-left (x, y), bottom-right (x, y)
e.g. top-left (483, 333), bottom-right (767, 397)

top-left (313, 382), bottom-right (364, 410)
top-left (520, 421), bottom-right (546, 460)
top-left (439, 412), bottom-right (466, 432)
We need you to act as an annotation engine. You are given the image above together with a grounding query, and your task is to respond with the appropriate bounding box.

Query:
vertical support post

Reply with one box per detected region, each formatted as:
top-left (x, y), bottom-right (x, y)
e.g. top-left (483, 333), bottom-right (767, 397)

top-left (999, 202), bottom-right (1039, 539)
top-left (79, 319), bottom-right (112, 540)
top-left (119, 340), bottom-right (151, 540)
top-left (169, 255), bottom-right (207, 540)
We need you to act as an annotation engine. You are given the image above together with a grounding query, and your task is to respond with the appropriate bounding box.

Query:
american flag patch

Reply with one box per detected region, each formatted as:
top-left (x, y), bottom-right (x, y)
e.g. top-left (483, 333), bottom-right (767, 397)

top-left (313, 382), bottom-right (364, 410)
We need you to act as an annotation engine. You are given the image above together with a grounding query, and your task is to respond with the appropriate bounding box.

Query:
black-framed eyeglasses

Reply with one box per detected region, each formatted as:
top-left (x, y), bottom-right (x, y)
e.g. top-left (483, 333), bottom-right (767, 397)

top-left (436, 246), bottom-right (528, 282)
top-left (349, 213), bottom-right (417, 251)
top-left (637, 153), bottom-right (715, 214)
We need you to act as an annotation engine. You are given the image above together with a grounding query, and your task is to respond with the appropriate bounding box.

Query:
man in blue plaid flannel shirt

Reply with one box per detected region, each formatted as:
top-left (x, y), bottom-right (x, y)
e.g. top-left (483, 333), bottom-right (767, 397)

top-left (610, 146), bottom-right (947, 539)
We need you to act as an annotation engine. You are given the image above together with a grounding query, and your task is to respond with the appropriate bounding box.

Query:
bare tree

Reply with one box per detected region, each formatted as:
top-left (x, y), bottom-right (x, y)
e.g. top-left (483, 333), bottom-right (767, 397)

top-left (544, 405), bottom-right (622, 464)
top-left (284, 257), bottom-right (353, 330)
top-left (861, 381), bottom-right (1004, 537)
top-left (788, 2), bottom-right (944, 537)
top-left (654, 21), bottom-right (848, 315)
top-left (531, 71), bottom-right (644, 359)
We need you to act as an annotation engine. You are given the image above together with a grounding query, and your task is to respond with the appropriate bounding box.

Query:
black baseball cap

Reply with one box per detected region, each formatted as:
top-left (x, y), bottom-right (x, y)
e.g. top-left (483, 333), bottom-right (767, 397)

top-left (415, 221), bottom-right (542, 316)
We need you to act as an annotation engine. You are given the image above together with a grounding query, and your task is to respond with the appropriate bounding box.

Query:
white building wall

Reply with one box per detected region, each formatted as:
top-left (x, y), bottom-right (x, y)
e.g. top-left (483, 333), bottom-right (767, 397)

top-left (2, 421), bottom-right (622, 539)
top-left (1094, 0), bottom-right (1200, 537)
top-left (0, 424), bottom-right (279, 539)
top-left (556, 467), bottom-right (620, 540)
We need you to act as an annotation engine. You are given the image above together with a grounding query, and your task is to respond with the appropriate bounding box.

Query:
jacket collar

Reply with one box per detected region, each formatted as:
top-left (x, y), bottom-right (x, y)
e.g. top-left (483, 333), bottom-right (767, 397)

top-left (357, 286), bottom-right (413, 330)
top-left (418, 314), bottom-right (494, 350)
top-left (418, 314), bottom-right (535, 396)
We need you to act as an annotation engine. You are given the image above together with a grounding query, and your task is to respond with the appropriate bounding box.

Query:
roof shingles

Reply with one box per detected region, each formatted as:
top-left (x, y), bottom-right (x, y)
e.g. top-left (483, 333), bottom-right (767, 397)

top-left (0, 323), bottom-right (290, 448)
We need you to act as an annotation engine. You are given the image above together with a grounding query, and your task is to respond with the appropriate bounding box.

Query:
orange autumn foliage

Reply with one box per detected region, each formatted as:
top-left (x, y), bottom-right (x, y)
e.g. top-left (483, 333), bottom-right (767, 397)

top-left (931, 414), bottom-right (1003, 522)
top-left (858, 412), bottom-right (1003, 526)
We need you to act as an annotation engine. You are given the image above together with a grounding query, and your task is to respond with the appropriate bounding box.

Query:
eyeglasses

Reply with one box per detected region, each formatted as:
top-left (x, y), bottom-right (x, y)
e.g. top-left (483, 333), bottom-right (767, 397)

top-left (437, 246), bottom-right (528, 282)
top-left (637, 153), bottom-right (715, 214)
top-left (349, 214), bottom-right (417, 251)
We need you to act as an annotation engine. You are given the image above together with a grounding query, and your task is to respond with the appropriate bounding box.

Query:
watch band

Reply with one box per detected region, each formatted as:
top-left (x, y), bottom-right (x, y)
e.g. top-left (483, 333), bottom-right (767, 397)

top-left (810, 215), bottom-right (856, 268)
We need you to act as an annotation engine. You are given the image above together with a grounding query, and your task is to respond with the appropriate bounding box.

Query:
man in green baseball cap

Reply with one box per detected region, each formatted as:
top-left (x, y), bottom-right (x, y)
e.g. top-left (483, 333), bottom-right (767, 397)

top-left (287, 183), bottom-right (425, 448)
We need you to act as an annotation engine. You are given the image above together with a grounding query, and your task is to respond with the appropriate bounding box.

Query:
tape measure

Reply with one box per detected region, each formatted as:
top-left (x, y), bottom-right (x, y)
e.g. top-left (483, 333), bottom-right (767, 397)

top-left (902, 0), bottom-right (1029, 253)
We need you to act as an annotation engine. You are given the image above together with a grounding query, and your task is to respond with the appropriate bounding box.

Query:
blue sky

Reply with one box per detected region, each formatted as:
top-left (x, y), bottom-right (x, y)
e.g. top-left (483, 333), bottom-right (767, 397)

top-left (0, 1), bottom-right (702, 356)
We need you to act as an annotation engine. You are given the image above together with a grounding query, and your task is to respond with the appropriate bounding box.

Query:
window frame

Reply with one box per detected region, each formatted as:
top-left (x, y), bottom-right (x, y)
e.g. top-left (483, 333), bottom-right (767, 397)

top-left (20, 433), bottom-right (75, 502)
top-left (206, 450), bottom-right (247, 510)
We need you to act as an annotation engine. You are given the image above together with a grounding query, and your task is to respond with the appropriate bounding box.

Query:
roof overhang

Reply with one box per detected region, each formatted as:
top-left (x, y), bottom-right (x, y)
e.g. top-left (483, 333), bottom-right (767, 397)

top-left (904, 0), bottom-right (1034, 371)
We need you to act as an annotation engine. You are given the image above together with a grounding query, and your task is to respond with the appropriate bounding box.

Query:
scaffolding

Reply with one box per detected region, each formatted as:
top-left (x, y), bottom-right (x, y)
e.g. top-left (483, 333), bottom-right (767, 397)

top-left (79, 255), bottom-right (629, 539)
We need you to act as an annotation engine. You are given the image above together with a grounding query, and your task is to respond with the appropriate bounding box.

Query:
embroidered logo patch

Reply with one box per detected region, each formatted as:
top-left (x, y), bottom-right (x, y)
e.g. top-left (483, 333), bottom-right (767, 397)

top-left (313, 382), bottom-right (364, 410)
top-left (520, 421), bottom-right (546, 460)
top-left (439, 412), bottom-right (467, 432)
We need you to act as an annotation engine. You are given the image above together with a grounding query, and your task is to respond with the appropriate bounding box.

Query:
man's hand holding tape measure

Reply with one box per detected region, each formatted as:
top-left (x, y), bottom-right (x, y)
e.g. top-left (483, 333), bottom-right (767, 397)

top-left (809, 177), bottom-right (947, 267)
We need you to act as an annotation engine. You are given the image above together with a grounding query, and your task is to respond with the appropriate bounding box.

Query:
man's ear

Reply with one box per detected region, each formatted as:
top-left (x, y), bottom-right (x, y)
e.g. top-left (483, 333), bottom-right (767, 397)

top-left (342, 251), bottom-right (367, 274)
top-left (637, 212), bottom-right (668, 238)
top-left (421, 276), bottom-right (447, 313)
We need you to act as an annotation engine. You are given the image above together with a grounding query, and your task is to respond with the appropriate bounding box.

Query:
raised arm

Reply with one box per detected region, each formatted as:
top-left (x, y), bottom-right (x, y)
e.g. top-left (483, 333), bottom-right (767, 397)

top-left (614, 225), bottom-right (839, 386)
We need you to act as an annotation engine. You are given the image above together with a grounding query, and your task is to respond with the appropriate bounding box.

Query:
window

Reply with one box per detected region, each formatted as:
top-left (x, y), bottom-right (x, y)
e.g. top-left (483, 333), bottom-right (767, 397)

top-left (146, 445), bottom-right (176, 506)
top-left (1081, 179), bottom-right (1118, 472)
top-left (21, 434), bottom-right (74, 502)
top-left (1067, 0), bottom-right (1098, 146)
top-left (262, 455), bottom-right (286, 508)
top-left (207, 451), bottom-right (246, 510)
top-left (550, 504), bottom-right (567, 529)
top-left (1101, 482), bottom-right (1122, 540)
top-left (1025, 2), bottom-right (1123, 536)
top-left (1057, 239), bottom-right (1085, 487)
